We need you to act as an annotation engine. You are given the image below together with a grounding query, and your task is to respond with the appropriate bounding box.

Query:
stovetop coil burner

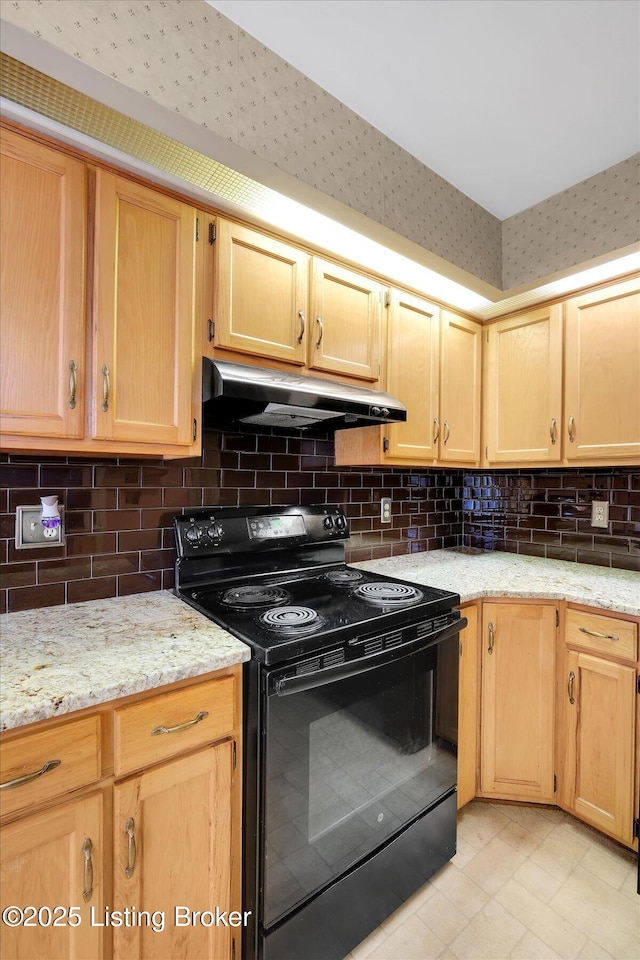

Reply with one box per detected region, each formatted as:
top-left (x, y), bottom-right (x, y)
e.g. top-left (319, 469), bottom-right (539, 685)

top-left (354, 582), bottom-right (424, 606)
top-left (322, 569), bottom-right (365, 585)
top-left (220, 585), bottom-right (291, 608)
top-left (260, 605), bottom-right (325, 635)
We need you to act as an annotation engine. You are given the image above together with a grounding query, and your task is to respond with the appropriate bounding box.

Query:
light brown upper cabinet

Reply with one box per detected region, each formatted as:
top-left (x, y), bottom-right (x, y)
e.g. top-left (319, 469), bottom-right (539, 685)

top-left (484, 304), bottom-right (563, 464)
top-left (211, 218), bottom-right (309, 366)
top-left (564, 278), bottom-right (640, 461)
top-left (335, 295), bottom-right (481, 466)
top-left (308, 258), bottom-right (383, 382)
top-left (0, 128), bottom-right (87, 440)
top-left (92, 172), bottom-right (200, 450)
top-left (0, 126), bottom-right (203, 457)
top-left (484, 277), bottom-right (640, 467)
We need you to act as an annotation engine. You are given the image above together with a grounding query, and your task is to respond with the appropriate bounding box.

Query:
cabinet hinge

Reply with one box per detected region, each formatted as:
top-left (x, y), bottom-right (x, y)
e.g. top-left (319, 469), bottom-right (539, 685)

top-left (556, 609), bottom-right (559, 628)
top-left (553, 774), bottom-right (557, 793)
top-left (232, 740), bottom-right (237, 769)
top-left (633, 818), bottom-right (640, 840)
top-left (383, 437), bottom-right (389, 453)
top-left (485, 445), bottom-right (488, 458)
top-left (384, 290), bottom-right (391, 308)
top-left (209, 222), bottom-right (216, 244)
top-left (486, 330), bottom-right (489, 343)
top-left (195, 217), bottom-right (200, 241)
top-left (208, 319), bottom-right (215, 342)
top-left (192, 418), bottom-right (198, 442)
top-left (637, 676), bottom-right (640, 695)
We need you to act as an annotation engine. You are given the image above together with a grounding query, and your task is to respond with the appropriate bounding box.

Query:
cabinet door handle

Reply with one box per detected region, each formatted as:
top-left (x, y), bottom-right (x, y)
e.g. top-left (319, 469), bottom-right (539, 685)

top-left (297, 310), bottom-right (305, 344)
top-left (125, 817), bottom-right (136, 879)
top-left (443, 420), bottom-right (450, 445)
top-left (101, 364), bottom-right (110, 412)
top-left (151, 710), bottom-right (209, 736)
top-left (487, 622), bottom-right (495, 654)
top-left (68, 360), bottom-right (78, 409)
top-left (0, 759), bottom-right (61, 791)
top-left (568, 416), bottom-right (576, 442)
top-left (315, 316), bottom-right (323, 347)
top-left (82, 838), bottom-right (93, 903)
top-left (578, 626), bottom-right (619, 641)
top-left (550, 418), bottom-right (557, 444)
top-left (568, 671), bottom-right (575, 704)
top-left (433, 419), bottom-right (440, 443)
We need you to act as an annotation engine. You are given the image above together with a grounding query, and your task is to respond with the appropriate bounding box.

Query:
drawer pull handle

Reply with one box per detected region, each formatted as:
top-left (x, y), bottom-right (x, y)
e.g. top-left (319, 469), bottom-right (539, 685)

top-left (487, 622), bottom-right (495, 654)
top-left (315, 316), bottom-right (323, 347)
top-left (568, 415), bottom-right (576, 442)
top-left (151, 710), bottom-right (209, 736)
top-left (0, 759), bottom-right (61, 791)
top-left (125, 818), bottom-right (136, 878)
top-left (443, 420), bottom-right (450, 445)
top-left (568, 671), bottom-right (575, 704)
top-left (578, 626), bottom-right (619, 641)
top-left (82, 838), bottom-right (93, 903)
top-left (101, 364), bottom-right (110, 412)
top-left (550, 418), bottom-right (557, 444)
top-left (297, 309), bottom-right (305, 344)
top-left (433, 418), bottom-right (440, 443)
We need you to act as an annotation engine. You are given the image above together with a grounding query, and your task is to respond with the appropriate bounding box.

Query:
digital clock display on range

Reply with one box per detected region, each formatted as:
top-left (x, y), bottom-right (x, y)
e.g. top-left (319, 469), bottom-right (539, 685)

top-left (246, 515), bottom-right (306, 539)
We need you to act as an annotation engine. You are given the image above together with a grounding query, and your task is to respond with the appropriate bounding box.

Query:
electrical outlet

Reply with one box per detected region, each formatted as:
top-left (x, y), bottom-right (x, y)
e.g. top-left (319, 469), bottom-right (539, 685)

top-left (590, 500), bottom-right (609, 529)
top-left (15, 505), bottom-right (66, 549)
top-left (380, 498), bottom-right (392, 524)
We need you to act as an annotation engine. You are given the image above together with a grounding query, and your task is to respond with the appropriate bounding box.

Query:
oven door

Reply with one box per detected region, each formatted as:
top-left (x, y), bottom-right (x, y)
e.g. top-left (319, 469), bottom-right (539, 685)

top-left (261, 619), bottom-right (463, 930)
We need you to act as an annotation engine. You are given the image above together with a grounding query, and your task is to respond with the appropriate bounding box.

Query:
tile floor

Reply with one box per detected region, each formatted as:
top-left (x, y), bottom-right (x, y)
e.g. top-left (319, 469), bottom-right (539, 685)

top-left (345, 800), bottom-right (639, 960)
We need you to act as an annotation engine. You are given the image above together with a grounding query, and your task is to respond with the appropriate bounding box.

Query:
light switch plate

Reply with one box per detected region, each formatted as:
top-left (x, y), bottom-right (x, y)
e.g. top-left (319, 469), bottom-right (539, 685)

top-left (380, 498), bottom-right (392, 524)
top-left (590, 500), bottom-right (609, 529)
top-left (15, 505), bottom-right (66, 549)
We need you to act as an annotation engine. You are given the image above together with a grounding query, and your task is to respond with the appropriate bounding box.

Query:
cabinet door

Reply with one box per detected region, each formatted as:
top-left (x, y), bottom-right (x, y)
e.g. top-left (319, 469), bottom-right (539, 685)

top-left (457, 603), bottom-right (479, 809)
top-left (480, 603), bottom-right (556, 802)
top-left (485, 305), bottom-right (563, 463)
top-left (0, 792), bottom-right (103, 960)
top-left (213, 219), bottom-right (308, 365)
top-left (0, 128), bottom-right (86, 439)
top-left (113, 740), bottom-right (235, 960)
top-left (439, 311), bottom-right (482, 464)
top-left (385, 289), bottom-right (439, 461)
top-left (93, 172), bottom-right (197, 447)
top-left (309, 259), bottom-right (382, 381)
top-left (564, 279), bottom-right (640, 461)
top-left (559, 650), bottom-right (635, 845)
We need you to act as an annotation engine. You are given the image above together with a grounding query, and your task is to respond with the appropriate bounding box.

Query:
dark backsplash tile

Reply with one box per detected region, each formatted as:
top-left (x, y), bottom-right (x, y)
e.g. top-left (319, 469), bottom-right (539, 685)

top-left (1, 431), bottom-right (637, 613)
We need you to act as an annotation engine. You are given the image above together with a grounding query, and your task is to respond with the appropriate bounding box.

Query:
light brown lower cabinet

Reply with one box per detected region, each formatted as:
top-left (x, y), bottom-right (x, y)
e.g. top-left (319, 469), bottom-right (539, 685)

top-left (0, 792), bottom-right (104, 960)
top-left (0, 667), bottom-right (242, 960)
top-left (457, 603), bottom-right (479, 809)
top-left (479, 602), bottom-right (557, 803)
top-left (557, 608), bottom-right (638, 847)
top-left (113, 741), bottom-right (235, 960)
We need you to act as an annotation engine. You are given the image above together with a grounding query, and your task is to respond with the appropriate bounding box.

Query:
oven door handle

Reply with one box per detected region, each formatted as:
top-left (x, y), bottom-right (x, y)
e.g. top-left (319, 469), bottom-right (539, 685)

top-left (270, 616), bottom-right (467, 698)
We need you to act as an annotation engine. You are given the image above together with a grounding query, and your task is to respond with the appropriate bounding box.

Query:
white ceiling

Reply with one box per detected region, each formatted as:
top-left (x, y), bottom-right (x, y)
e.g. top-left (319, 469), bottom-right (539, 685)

top-left (206, 0), bottom-right (640, 220)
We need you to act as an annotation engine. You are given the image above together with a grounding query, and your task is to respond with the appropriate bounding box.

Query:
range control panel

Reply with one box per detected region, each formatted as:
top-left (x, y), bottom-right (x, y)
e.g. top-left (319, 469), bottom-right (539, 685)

top-left (174, 505), bottom-right (349, 558)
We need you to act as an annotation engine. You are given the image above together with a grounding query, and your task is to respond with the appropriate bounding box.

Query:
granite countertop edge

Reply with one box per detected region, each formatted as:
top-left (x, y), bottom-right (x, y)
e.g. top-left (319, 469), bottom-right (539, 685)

top-left (2, 552), bottom-right (638, 732)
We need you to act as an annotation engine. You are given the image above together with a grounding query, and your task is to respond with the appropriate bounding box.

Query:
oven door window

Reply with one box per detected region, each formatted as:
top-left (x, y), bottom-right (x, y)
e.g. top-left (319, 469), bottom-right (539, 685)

top-left (262, 636), bottom-right (458, 927)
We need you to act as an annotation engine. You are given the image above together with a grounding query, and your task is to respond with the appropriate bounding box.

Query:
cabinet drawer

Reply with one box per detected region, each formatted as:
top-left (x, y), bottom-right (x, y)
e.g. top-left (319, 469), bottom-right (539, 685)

top-left (566, 609), bottom-right (637, 662)
top-left (114, 675), bottom-right (235, 777)
top-left (0, 715), bottom-right (101, 820)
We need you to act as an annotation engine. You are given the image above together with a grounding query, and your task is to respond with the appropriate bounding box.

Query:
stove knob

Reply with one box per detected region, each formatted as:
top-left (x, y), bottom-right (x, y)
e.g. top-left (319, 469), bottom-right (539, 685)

top-left (335, 515), bottom-right (346, 531)
top-left (380, 407), bottom-right (389, 418)
top-left (323, 516), bottom-right (334, 529)
top-left (371, 406), bottom-right (381, 416)
top-left (207, 525), bottom-right (218, 540)
top-left (185, 525), bottom-right (202, 544)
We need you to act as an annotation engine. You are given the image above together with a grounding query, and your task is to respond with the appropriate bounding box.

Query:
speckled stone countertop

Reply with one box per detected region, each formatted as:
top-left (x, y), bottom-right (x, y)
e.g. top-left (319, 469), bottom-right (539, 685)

top-left (353, 549), bottom-right (640, 616)
top-left (0, 591), bottom-right (250, 732)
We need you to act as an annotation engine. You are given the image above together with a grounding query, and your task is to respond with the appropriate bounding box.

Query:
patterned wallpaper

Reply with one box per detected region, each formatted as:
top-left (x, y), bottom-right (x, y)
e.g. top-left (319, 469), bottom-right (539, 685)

top-left (502, 154), bottom-right (640, 289)
top-left (0, 0), bottom-right (636, 290)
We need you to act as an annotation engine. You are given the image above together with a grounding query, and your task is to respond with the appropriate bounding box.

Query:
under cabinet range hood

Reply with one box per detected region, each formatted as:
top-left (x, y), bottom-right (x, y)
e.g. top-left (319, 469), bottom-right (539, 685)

top-left (202, 358), bottom-right (407, 432)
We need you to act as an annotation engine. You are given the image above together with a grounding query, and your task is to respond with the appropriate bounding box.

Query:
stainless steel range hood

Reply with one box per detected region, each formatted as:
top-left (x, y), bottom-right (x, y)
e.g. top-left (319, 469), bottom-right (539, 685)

top-left (202, 358), bottom-right (406, 432)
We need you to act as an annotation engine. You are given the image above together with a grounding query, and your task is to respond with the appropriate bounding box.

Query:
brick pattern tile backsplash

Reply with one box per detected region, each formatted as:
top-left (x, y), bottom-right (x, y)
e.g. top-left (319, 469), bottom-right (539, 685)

top-left (0, 429), bottom-right (463, 613)
top-left (1, 433), bottom-right (637, 614)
